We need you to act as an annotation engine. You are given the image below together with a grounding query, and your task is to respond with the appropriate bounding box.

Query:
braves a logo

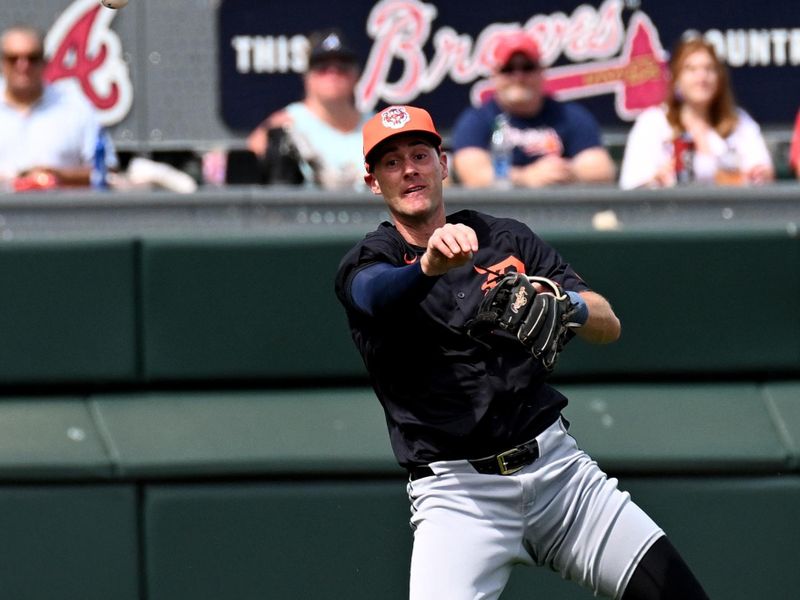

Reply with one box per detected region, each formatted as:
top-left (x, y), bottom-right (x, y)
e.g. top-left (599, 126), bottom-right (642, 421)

top-left (43, 0), bottom-right (133, 126)
top-left (475, 256), bottom-right (526, 292)
top-left (381, 106), bottom-right (411, 129)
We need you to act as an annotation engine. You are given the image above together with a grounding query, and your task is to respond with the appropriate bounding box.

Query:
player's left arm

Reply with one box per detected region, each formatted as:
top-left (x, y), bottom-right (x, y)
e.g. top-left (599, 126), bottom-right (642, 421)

top-left (18, 165), bottom-right (92, 187)
top-left (49, 165), bottom-right (92, 186)
top-left (563, 103), bottom-right (616, 184)
top-left (574, 290), bottom-right (620, 344)
top-left (569, 147), bottom-right (616, 183)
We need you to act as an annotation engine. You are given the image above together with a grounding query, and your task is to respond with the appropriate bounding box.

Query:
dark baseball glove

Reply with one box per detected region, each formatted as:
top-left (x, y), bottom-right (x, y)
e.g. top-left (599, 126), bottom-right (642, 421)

top-left (466, 273), bottom-right (580, 371)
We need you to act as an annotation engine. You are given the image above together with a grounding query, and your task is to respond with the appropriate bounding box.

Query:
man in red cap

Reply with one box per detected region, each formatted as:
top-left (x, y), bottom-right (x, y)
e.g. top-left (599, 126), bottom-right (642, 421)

top-left (335, 105), bottom-right (708, 600)
top-left (450, 32), bottom-right (616, 188)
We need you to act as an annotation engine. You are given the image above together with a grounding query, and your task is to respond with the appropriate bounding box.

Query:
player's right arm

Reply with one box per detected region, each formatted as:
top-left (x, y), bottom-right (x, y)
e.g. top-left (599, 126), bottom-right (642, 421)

top-left (351, 223), bottom-right (478, 315)
top-left (350, 261), bottom-right (434, 316)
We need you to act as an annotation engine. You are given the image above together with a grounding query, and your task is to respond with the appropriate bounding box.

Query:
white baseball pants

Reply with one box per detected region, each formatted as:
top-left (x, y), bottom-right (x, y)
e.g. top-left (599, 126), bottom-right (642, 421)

top-left (407, 418), bottom-right (663, 600)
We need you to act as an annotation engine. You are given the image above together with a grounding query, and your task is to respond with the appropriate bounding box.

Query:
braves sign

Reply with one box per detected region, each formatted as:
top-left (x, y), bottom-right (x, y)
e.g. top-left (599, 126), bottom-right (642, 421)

top-left (221, 0), bottom-right (676, 131)
top-left (218, 0), bottom-right (800, 131)
top-left (43, 0), bottom-right (133, 126)
top-left (357, 0), bottom-right (667, 120)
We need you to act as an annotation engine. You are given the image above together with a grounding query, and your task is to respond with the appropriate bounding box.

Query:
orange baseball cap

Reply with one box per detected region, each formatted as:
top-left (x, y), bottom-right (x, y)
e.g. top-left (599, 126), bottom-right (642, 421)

top-left (362, 105), bottom-right (442, 170)
top-left (494, 32), bottom-right (540, 68)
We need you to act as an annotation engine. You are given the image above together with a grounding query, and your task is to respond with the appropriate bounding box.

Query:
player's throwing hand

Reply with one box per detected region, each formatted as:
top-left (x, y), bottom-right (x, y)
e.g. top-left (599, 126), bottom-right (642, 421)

top-left (420, 223), bottom-right (479, 276)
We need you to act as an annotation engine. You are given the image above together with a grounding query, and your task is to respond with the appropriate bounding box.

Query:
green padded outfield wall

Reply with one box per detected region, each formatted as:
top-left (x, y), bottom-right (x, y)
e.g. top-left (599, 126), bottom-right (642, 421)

top-left (141, 477), bottom-right (800, 600)
top-left (92, 383), bottom-right (800, 599)
top-left (0, 226), bottom-right (797, 600)
top-left (138, 228), bottom-right (800, 383)
top-left (0, 485), bottom-right (139, 600)
top-left (139, 235), bottom-right (364, 382)
top-left (552, 229), bottom-right (800, 376)
top-left (0, 240), bottom-right (139, 385)
top-left (0, 229), bottom-right (796, 386)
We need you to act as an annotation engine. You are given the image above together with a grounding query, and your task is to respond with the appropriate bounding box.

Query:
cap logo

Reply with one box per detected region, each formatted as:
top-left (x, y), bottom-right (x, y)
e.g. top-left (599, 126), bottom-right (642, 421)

top-left (321, 33), bottom-right (342, 51)
top-left (381, 106), bottom-right (410, 129)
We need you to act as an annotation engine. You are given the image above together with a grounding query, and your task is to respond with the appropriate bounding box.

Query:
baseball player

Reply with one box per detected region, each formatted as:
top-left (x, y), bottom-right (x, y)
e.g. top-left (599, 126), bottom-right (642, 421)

top-left (334, 105), bottom-right (709, 600)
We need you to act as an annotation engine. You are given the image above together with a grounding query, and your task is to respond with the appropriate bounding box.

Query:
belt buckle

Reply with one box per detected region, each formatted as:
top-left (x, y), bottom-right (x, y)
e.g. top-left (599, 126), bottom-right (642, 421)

top-left (496, 448), bottom-right (525, 475)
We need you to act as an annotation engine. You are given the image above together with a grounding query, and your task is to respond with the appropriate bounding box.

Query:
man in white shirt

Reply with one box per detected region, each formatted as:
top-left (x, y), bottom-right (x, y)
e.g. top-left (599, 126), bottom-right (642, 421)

top-left (0, 25), bottom-right (117, 189)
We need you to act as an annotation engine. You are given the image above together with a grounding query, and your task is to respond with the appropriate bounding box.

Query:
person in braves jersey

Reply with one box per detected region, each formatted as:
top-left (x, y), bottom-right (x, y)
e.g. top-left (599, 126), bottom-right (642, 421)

top-left (450, 32), bottom-right (616, 188)
top-left (334, 105), bottom-right (709, 600)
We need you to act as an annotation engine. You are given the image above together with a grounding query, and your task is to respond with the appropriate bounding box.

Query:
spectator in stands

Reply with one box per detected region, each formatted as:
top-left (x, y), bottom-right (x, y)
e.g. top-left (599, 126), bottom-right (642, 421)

top-left (450, 32), bottom-right (616, 188)
top-left (0, 24), bottom-right (117, 191)
top-left (790, 108), bottom-right (800, 179)
top-left (619, 36), bottom-right (773, 190)
top-left (246, 29), bottom-right (371, 190)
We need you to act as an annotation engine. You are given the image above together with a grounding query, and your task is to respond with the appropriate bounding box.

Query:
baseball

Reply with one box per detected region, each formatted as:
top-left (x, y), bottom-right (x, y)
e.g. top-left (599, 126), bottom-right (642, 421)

top-left (100, 0), bottom-right (128, 8)
top-left (591, 209), bottom-right (621, 231)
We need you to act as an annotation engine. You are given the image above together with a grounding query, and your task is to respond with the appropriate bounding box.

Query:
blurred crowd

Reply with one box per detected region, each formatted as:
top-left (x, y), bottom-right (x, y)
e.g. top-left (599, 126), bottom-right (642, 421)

top-left (2, 24), bottom-right (799, 195)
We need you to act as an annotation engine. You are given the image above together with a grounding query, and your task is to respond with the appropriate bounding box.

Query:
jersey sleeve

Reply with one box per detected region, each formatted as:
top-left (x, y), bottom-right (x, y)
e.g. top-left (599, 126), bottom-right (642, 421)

top-left (450, 106), bottom-right (492, 151)
top-left (733, 109), bottom-right (773, 172)
top-left (334, 229), bottom-right (406, 309)
top-left (351, 261), bottom-right (440, 316)
top-left (559, 102), bottom-right (604, 157)
top-left (618, 107), bottom-right (670, 190)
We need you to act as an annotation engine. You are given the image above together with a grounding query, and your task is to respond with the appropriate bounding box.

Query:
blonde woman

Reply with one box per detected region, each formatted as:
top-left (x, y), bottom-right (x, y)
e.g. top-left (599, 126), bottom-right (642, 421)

top-left (620, 37), bottom-right (773, 189)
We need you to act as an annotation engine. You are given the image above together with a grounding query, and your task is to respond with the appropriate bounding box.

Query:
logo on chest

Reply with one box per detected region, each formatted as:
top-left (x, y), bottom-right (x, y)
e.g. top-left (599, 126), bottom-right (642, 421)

top-left (474, 256), bottom-right (526, 292)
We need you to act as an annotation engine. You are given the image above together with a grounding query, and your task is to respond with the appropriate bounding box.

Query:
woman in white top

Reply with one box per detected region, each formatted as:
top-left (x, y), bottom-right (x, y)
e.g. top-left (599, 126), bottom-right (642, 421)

top-left (620, 37), bottom-right (774, 190)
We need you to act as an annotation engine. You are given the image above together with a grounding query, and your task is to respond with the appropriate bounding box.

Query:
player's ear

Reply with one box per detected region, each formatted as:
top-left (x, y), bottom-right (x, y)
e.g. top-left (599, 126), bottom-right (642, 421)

top-left (439, 150), bottom-right (449, 181)
top-left (365, 172), bottom-right (382, 196)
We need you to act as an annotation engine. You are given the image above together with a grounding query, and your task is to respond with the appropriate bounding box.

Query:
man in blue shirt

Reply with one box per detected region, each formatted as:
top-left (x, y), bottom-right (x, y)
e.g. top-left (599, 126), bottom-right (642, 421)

top-left (0, 25), bottom-right (117, 189)
top-left (451, 32), bottom-right (616, 188)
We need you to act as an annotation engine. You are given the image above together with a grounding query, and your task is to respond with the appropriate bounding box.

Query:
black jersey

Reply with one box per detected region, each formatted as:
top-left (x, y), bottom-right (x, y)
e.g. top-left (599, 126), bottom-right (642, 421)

top-left (335, 209), bottom-right (590, 468)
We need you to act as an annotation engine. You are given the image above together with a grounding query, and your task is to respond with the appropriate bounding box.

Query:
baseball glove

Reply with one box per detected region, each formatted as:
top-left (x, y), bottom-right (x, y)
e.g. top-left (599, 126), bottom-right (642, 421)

top-left (466, 273), bottom-right (580, 371)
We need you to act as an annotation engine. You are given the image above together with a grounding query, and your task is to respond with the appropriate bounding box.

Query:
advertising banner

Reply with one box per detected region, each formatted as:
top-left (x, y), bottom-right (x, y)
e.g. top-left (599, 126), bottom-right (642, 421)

top-left (219, 0), bottom-right (800, 132)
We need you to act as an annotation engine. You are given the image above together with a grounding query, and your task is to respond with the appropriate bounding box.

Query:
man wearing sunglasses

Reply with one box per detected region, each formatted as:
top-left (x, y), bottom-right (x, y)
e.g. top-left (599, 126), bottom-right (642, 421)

top-left (246, 29), bottom-right (372, 190)
top-left (0, 25), bottom-right (117, 190)
top-left (451, 32), bottom-right (616, 188)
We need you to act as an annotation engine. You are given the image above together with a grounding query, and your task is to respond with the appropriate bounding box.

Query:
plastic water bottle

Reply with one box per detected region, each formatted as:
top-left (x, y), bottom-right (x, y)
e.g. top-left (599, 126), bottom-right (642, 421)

top-left (490, 113), bottom-right (512, 188)
top-left (91, 127), bottom-right (109, 190)
top-left (673, 132), bottom-right (695, 184)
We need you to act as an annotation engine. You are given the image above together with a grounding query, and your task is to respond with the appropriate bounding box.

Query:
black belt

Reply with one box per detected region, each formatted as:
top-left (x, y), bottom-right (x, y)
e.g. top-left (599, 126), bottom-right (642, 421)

top-left (408, 438), bottom-right (540, 481)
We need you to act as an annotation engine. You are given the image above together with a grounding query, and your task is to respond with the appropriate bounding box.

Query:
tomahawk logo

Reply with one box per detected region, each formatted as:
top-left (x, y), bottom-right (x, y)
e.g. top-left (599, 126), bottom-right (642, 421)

top-left (43, 0), bottom-right (133, 126)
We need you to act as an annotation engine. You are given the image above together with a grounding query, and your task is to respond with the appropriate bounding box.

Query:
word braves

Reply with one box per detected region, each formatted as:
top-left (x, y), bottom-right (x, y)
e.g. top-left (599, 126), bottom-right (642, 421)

top-left (356, 0), bottom-right (668, 120)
